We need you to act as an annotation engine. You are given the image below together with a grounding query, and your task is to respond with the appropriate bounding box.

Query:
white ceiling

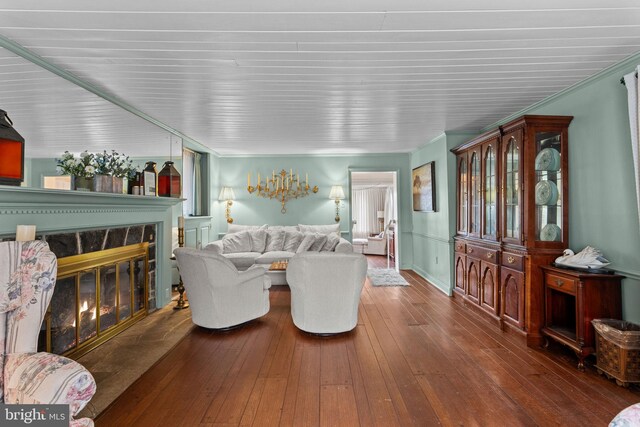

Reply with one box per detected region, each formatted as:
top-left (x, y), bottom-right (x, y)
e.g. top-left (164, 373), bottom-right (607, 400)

top-left (1, 0), bottom-right (639, 156)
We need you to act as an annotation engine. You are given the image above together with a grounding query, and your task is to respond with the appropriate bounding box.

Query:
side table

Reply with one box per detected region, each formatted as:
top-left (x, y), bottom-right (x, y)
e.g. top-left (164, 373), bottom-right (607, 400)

top-left (541, 265), bottom-right (624, 370)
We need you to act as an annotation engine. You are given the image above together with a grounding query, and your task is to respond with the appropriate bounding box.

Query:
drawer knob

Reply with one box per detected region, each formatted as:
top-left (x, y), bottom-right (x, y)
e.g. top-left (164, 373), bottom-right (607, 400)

top-left (555, 279), bottom-right (564, 287)
top-left (507, 256), bottom-right (515, 264)
top-left (486, 252), bottom-right (493, 259)
top-left (467, 248), bottom-right (474, 254)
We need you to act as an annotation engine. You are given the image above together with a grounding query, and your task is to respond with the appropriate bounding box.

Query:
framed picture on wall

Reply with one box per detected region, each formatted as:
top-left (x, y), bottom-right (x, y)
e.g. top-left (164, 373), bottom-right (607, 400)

top-left (412, 161), bottom-right (436, 212)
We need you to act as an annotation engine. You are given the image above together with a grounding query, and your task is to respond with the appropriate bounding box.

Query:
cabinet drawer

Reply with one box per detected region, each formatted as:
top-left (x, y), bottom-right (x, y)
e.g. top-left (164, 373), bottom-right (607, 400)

top-left (502, 252), bottom-right (524, 271)
top-left (455, 241), bottom-right (466, 253)
top-left (545, 273), bottom-right (577, 294)
top-left (466, 244), bottom-right (498, 263)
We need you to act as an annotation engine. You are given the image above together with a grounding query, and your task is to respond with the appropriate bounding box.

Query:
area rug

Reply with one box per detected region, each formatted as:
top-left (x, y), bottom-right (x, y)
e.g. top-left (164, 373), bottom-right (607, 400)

top-left (368, 268), bottom-right (409, 286)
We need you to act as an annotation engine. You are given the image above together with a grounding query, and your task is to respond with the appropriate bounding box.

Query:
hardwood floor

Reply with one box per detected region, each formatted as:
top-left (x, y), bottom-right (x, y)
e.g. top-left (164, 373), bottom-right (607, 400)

top-left (96, 270), bottom-right (638, 427)
top-left (365, 254), bottom-right (395, 269)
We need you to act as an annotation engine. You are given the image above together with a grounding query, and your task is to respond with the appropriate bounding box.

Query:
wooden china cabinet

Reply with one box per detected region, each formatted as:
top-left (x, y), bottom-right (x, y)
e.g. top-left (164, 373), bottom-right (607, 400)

top-left (452, 115), bottom-right (573, 346)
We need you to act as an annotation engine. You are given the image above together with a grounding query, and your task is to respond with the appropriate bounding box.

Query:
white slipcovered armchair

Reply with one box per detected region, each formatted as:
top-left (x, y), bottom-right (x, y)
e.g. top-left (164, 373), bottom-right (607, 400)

top-left (174, 247), bottom-right (271, 329)
top-left (286, 252), bottom-right (367, 334)
top-left (0, 241), bottom-right (96, 427)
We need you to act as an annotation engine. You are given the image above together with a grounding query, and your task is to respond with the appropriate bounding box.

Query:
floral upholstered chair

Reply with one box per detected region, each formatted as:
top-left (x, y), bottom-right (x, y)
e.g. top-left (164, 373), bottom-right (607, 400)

top-left (0, 240), bottom-right (96, 427)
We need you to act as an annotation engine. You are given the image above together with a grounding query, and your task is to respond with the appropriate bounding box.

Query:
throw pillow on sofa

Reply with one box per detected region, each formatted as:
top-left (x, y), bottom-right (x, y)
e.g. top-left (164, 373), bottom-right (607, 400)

top-left (227, 224), bottom-right (268, 234)
top-left (249, 229), bottom-right (268, 253)
top-left (296, 233), bottom-right (326, 253)
top-left (265, 229), bottom-right (286, 252)
top-left (283, 231), bottom-right (304, 252)
top-left (321, 233), bottom-right (340, 251)
top-left (222, 230), bottom-right (253, 253)
top-left (309, 233), bottom-right (328, 251)
top-left (298, 224), bottom-right (340, 237)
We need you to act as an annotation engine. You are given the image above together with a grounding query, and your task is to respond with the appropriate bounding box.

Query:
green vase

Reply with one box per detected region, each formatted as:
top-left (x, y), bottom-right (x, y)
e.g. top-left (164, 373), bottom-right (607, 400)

top-left (72, 176), bottom-right (93, 192)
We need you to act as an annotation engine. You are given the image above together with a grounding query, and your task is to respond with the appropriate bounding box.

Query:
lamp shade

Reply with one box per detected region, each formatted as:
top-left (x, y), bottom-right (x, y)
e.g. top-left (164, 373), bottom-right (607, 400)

top-left (329, 185), bottom-right (345, 200)
top-left (377, 210), bottom-right (385, 219)
top-left (218, 186), bottom-right (235, 201)
top-left (0, 110), bottom-right (25, 186)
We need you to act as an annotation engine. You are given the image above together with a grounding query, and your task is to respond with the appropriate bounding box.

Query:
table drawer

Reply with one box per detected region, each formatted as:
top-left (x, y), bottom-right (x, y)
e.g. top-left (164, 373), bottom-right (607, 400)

top-left (466, 244), bottom-right (498, 263)
top-left (545, 273), bottom-right (577, 294)
top-left (502, 252), bottom-right (524, 271)
top-left (455, 241), bottom-right (466, 253)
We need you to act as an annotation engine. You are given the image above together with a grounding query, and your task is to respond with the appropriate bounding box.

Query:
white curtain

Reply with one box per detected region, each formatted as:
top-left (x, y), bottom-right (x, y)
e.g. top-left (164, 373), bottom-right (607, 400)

top-left (352, 187), bottom-right (387, 238)
top-left (624, 66), bottom-right (640, 232)
top-left (384, 186), bottom-right (397, 230)
top-left (182, 149), bottom-right (194, 217)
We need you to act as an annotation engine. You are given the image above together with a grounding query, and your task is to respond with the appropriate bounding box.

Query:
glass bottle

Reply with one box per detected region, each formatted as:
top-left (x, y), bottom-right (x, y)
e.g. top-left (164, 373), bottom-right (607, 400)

top-left (141, 161), bottom-right (157, 196)
top-left (158, 161), bottom-right (181, 197)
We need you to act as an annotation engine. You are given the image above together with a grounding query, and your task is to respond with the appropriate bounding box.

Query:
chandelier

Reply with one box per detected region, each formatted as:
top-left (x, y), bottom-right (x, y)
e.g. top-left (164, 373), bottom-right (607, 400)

top-left (247, 169), bottom-right (318, 213)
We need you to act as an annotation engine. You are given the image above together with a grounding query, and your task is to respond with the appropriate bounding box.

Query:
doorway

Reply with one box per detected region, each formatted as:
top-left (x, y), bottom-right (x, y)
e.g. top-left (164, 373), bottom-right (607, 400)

top-left (349, 170), bottom-right (399, 270)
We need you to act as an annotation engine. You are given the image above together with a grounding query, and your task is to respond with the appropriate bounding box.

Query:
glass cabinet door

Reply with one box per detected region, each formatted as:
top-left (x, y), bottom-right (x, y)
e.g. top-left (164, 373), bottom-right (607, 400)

top-left (534, 131), bottom-right (563, 242)
top-left (483, 144), bottom-right (497, 239)
top-left (469, 151), bottom-right (481, 236)
top-left (458, 155), bottom-right (468, 234)
top-left (503, 135), bottom-right (521, 242)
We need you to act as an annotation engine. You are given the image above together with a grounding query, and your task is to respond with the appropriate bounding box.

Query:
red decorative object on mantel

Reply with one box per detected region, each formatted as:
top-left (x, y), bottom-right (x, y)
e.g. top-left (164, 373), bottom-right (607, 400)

top-left (0, 109), bottom-right (25, 186)
top-left (158, 161), bottom-right (181, 197)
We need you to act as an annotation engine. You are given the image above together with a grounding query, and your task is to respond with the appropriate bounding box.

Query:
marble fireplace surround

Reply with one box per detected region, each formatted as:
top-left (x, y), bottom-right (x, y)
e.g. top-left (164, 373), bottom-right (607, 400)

top-left (0, 186), bottom-right (181, 309)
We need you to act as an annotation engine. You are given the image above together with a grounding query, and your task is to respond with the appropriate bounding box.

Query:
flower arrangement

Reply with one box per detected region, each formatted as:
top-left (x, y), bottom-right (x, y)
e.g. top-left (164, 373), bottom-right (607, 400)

top-left (56, 151), bottom-right (96, 178)
top-left (58, 150), bottom-right (139, 177)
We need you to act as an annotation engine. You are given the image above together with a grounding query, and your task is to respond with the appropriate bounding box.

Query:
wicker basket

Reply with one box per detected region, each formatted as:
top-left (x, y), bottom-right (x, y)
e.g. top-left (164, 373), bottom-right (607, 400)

top-left (592, 319), bottom-right (640, 387)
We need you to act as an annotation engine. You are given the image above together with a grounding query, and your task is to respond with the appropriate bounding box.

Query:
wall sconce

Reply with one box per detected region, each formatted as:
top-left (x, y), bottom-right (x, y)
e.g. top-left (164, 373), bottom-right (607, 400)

top-left (219, 186), bottom-right (236, 223)
top-left (329, 185), bottom-right (345, 223)
top-left (0, 110), bottom-right (25, 186)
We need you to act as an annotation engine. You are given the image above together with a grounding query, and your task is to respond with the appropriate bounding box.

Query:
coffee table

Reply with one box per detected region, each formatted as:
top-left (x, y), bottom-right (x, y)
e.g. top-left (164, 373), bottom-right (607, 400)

top-left (267, 260), bottom-right (289, 285)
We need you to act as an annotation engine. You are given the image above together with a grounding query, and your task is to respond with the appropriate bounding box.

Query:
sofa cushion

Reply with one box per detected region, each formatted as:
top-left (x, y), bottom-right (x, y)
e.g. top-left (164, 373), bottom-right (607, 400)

top-left (222, 231), bottom-right (253, 253)
top-left (227, 224), bottom-right (268, 234)
top-left (223, 252), bottom-right (261, 270)
top-left (321, 233), bottom-right (340, 252)
top-left (255, 251), bottom-right (296, 264)
top-left (269, 225), bottom-right (299, 233)
top-left (309, 234), bottom-right (328, 251)
top-left (249, 229), bottom-right (268, 253)
top-left (283, 231), bottom-right (304, 252)
top-left (265, 229), bottom-right (286, 252)
top-left (298, 224), bottom-right (340, 237)
top-left (296, 233), bottom-right (315, 253)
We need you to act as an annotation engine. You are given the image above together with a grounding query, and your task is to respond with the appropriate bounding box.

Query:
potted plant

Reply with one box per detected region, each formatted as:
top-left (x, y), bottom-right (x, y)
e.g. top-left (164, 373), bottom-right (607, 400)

top-left (93, 150), bottom-right (115, 192)
top-left (112, 154), bottom-right (134, 194)
top-left (56, 151), bottom-right (95, 191)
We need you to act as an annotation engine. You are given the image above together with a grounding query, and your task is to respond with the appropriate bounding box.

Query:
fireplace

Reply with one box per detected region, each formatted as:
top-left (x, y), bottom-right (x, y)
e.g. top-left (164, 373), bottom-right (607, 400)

top-left (38, 243), bottom-right (149, 359)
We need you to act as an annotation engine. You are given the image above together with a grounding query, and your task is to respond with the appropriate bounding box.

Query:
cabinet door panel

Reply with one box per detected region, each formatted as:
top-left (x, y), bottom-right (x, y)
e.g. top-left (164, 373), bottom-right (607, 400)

top-left (457, 154), bottom-right (469, 235)
top-left (466, 257), bottom-right (480, 303)
top-left (455, 253), bottom-right (466, 294)
top-left (501, 129), bottom-right (523, 245)
top-left (500, 267), bottom-right (525, 328)
top-left (480, 262), bottom-right (499, 315)
top-left (469, 148), bottom-right (482, 237)
top-left (482, 139), bottom-right (499, 240)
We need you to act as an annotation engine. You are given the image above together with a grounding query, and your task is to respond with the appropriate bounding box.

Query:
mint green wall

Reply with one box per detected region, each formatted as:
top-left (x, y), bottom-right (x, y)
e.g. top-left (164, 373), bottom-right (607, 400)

top-left (214, 154), bottom-right (413, 268)
top-left (410, 53), bottom-right (640, 322)
top-left (519, 56), bottom-right (640, 323)
top-left (410, 132), bottom-right (476, 293)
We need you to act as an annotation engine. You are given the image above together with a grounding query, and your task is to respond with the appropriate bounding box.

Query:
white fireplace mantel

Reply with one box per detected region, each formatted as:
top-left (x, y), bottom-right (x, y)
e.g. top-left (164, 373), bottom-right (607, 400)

top-left (0, 185), bottom-right (183, 308)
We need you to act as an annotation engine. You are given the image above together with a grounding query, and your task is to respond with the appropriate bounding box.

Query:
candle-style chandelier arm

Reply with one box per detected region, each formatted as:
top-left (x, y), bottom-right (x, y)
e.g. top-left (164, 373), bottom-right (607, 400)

top-left (247, 169), bottom-right (318, 213)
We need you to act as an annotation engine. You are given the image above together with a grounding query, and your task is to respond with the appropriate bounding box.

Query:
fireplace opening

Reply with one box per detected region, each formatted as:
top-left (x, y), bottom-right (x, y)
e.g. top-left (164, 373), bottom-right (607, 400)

top-left (39, 243), bottom-right (149, 359)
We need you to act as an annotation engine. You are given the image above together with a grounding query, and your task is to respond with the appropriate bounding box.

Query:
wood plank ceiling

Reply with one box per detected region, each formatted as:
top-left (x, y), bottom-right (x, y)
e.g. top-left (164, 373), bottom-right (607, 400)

top-left (1, 0), bottom-right (639, 157)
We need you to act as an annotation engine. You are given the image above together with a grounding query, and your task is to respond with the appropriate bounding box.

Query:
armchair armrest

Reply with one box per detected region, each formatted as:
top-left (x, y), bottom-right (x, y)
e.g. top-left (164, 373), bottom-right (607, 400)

top-left (5, 352), bottom-right (96, 425)
top-left (239, 265), bottom-right (271, 288)
top-left (203, 241), bottom-right (223, 255)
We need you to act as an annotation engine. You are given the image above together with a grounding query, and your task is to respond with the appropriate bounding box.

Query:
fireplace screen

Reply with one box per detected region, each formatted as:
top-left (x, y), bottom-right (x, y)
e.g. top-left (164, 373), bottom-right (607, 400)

top-left (39, 243), bottom-right (149, 359)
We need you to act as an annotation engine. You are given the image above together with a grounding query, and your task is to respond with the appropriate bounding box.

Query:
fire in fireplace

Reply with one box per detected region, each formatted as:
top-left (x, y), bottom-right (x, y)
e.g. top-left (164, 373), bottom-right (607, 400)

top-left (39, 243), bottom-right (149, 359)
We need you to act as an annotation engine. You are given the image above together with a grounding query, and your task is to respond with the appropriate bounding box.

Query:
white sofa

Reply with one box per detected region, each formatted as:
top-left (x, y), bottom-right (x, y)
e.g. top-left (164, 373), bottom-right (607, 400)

top-left (204, 224), bottom-right (353, 284)
top-left (287, 252), bottom-right (368, 334)
top-left (174, 247), bottom-right (271, 329)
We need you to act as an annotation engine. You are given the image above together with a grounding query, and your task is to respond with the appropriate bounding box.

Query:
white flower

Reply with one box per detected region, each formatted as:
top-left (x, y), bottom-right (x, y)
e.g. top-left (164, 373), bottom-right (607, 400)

top-left (75, 158), bottom-right (84, 166)
top-left (65, 158), bottom-right (75, 166)
top-left (85, 165), bottom-right (95, 174)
